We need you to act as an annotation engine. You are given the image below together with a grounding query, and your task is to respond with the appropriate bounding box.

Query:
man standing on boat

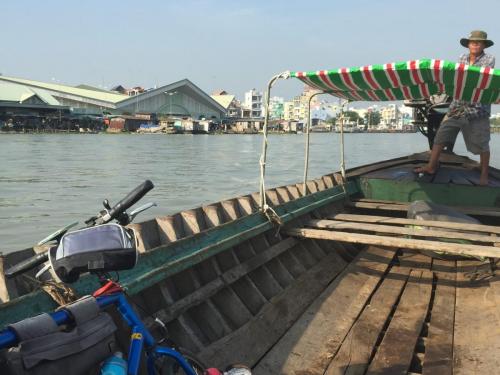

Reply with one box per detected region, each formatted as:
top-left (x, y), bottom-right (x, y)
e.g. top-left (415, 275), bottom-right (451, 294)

top-left (414, 30), bottom-right (495, 185)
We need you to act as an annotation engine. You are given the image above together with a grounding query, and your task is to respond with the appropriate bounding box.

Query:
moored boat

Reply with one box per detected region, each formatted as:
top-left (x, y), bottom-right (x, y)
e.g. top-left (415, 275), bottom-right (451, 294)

top-left (1, 59), bottom-right (500, 374)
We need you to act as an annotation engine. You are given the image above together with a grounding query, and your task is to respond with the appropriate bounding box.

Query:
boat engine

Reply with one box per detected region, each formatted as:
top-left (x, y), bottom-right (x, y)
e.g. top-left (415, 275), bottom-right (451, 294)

top-left (405, 94), bottom-right (452, 150)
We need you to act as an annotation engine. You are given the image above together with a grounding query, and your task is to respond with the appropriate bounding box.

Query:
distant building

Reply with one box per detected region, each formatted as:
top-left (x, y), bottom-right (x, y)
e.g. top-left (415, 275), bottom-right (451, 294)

top-left (0, 81), bottom-right (69, 120)
top-left (111, 85), bottom-right (145, 96)
top-left (380, 104), bottom-right (399, 128)
top-left (111, 85), bottom-right (128, 95)
top-left (233, 118), bottom-right (264, 133)
top-left (243, 89), bottom-right (264, 118)
top-left (283, 101), bottom-right (294, 121)
top-left (0, 75), bottom-right (224, 120)
top-left (284, 86), bottom-right (322, 122)
top-left (116, 79), bottom-right (225, 120)
top-left (211, 92), bottom-right (241, 118)
top-left (268, 96), bottom-right (284, 119)
top-left (0, 75), bottom-right (127, 114)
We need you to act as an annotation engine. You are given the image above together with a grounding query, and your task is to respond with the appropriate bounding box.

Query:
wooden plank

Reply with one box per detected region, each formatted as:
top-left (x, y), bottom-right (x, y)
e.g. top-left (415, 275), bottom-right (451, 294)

top-left (285, 228), bottom-right (500, 258)
top-left (453, 261), bottom-right (500, 374)
top-left (348, 201), bottom-right (500, 217)
top-left (330, 213), bottom-right (500, 235)
top-left (0, 182), bottom-right (357, 327)
top-left (422, 259), bottom-right (456, 375)
top-left (253, 247), bottom-right (397, 375)
top-left (367, 269), bottom-right (433, 375)
top-left (325, 262), bottom-right (411, 375)
top-left (198, 251), bottom-right (350, 368)
top-left (308, 219), bottom-right (500, 245)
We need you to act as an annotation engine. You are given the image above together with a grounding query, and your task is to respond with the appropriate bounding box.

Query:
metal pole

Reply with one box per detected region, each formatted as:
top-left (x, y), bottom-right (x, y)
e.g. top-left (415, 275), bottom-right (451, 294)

top-left (302, 92), bottom-right (322, 196)
top-left (340, 100), bottom-right (349, 181)
top-left (259, 72), bottom-right (289, 211)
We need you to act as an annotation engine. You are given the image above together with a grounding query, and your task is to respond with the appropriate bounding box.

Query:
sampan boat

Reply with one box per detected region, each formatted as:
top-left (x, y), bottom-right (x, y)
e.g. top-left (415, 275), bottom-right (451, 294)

top-left (2, 59), bottom-right (500, 374)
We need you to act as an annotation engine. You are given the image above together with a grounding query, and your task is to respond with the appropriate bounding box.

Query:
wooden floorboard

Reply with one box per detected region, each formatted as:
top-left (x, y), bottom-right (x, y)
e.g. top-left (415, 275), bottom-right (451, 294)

top-left (253, 246), bottom-right (397, 375)
top-left (422, 259), bottom-right (456, 375)
top-left (286, 227), bottom-right (500, 259)
top-left (366, 268), bottom-right (433, 375)
top-left (348, 201), bottom-right (500, 217)
top-left (324, 258), bottom-right (411, 375)
top-left (330, 213), bottom-right (500, 235)
top-left (307, 219), bottom-right (500, 245)
top-left (453, 260), bottom-right (500, 375)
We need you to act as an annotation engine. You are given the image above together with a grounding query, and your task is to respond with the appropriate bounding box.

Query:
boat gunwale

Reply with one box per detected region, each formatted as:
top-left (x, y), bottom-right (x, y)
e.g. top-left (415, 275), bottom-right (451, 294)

top-left (0, 181), bottom-right (358, 327)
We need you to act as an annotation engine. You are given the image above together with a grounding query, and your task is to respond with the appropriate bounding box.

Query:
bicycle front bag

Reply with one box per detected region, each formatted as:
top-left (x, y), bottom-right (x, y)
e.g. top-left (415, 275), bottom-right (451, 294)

top-left (49, 223), bottom-right (137, 283)
top-left (0, 296), bottom-right (118, 375)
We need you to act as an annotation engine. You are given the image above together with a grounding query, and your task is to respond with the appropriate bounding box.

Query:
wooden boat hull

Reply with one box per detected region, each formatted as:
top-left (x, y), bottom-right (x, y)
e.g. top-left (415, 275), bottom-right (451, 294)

top-left (2, 151), bottom-right (500, 374)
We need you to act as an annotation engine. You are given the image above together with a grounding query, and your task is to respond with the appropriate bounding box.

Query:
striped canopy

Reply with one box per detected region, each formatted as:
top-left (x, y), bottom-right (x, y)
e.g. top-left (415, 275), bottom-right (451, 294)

top-left (291, 59), bottom-right (500, 104)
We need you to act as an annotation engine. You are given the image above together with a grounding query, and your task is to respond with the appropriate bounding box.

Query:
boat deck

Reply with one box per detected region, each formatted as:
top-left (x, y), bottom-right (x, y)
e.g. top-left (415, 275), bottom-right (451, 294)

top-left (363, 163), bottom-right (500, 186)
top-left (251, 246), bottom-right (500, 375)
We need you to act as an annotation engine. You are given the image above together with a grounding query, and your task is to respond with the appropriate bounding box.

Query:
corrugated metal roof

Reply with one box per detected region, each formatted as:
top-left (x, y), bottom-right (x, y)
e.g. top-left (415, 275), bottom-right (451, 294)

top-left (0, 76), bottom-right (128, 104)
top-left (210, 94), bottom-right (235, 109)
top-left (0, 82), bottom-right (34, 102)
top-left (116, 79), bottom-right (226, 113)
top-left (75, 84), bottom-right (115, 93)
top-left (0, 81), bottom-right (60, 105)
top-left (31, 88), bottom-right (61, 105)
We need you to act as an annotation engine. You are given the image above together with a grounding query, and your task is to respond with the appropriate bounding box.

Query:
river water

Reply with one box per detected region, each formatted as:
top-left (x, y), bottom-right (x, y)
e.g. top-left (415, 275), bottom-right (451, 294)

top-left (1, 132), bottom-right (498, 252)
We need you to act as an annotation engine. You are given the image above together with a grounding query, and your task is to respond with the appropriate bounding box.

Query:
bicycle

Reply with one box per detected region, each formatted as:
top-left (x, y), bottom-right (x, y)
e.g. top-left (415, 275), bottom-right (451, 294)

top-left (0, 181), bottom-right (206, 375)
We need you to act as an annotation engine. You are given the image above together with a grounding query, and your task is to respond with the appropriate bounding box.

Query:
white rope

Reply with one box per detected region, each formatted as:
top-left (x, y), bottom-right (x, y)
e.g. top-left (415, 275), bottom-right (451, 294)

top-left (339, 100), bottom-right (349, 182)
top-left (303, 92), bottom-right (321, 196)
top-left (259, 72), bottom-right (289, 212)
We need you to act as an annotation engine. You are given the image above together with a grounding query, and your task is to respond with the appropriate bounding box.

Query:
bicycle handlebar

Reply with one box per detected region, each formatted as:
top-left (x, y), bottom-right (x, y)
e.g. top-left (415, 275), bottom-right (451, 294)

top-left (102, 180), bottom-right (154, 224)
top-left (0, 293), bottom-right (121, 349)
top-left (5, 180), bottom-right (154, 279)
top-left (4, 252), bottom-right (49, 279)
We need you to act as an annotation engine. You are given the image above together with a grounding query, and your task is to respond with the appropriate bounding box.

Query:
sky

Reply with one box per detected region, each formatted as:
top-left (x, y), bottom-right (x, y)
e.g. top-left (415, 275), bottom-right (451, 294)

top-left (1, 0), bottom-right (499, 109)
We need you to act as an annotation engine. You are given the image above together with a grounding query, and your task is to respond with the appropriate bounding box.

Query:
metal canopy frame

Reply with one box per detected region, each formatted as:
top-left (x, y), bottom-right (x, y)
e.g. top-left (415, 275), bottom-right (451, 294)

top-left (259, 72), bottom-right (349, 212)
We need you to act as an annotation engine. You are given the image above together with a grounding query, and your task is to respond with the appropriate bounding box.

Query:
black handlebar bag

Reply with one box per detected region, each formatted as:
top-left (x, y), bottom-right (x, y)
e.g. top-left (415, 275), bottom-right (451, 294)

top-left (0, 296), bottom-right (117, 375)
top-left (49, 224), bottom-right (138, 283)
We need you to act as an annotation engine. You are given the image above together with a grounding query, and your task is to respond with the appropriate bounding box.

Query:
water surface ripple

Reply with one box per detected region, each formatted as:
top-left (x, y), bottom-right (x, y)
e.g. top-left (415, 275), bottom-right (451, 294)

top-left (0, 133), bottom-right (493, 252)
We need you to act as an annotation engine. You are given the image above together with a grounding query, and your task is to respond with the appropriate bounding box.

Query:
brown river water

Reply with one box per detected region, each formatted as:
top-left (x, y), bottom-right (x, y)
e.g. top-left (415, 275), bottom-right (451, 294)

top-left (1, 132), bottom-right (497, 252)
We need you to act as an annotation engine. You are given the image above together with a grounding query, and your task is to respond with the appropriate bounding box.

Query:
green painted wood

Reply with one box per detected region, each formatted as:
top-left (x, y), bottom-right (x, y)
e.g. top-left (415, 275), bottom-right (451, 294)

top-left (0, 182), bottom-right (357, 327)
top-left (357, 177), bottom-right (500, 208)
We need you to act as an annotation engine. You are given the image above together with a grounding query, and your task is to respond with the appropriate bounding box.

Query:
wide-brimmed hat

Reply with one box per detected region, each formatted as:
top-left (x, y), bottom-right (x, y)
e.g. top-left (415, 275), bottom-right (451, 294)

top-left (460, 30), bottom-right (494, 48)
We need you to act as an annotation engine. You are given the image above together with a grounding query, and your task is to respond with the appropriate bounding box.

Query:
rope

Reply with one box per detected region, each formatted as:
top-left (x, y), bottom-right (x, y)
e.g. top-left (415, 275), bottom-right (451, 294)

top-left (40, 281), bottom-right (78, 306)
top-left (339, 100), bottom-right (349, 181)
top-left (21, 273), bottom-right (78, 306)
top-left (258, 72), bottom-right (289, 226)
top-left (303, 92), bottom-right (322, 196)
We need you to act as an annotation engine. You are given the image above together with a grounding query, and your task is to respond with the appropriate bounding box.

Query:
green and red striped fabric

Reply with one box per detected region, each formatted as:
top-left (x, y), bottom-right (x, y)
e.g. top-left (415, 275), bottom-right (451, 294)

top-left (291, 59), bottom-right (500, 104)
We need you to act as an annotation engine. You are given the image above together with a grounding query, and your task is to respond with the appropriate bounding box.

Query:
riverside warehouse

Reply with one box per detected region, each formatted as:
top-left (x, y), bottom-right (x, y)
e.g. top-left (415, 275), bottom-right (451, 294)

top-left (0, 75), bottom-right (226, 131)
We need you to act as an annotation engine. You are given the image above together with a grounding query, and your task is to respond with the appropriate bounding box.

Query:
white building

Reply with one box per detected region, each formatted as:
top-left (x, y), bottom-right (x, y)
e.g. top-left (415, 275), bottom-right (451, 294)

top-left (380, 104), bottom-right (399, 128)
top-left (243, 89), bottom-right (264, 118)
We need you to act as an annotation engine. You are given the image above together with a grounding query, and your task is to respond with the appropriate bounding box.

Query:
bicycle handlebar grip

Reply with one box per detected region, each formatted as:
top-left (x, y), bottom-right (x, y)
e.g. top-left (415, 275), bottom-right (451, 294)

top-left (105, 180), bottom-right (154, 223)
top-left (5, 252), bottom-right (49, 279)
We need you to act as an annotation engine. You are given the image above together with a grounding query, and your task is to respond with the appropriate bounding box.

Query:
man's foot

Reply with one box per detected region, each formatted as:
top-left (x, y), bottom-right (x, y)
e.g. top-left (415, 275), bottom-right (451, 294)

top-left (413, 164), bottom-right (438, 175)
top-left (479, 174), bottom-right (489, 186)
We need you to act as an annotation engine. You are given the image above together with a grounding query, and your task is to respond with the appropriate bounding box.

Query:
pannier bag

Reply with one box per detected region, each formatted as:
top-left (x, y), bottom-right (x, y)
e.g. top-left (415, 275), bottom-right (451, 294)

top-left (49, 224), bottom-right (137, 283)
top-left (0, 296), bottom-right (117, 375)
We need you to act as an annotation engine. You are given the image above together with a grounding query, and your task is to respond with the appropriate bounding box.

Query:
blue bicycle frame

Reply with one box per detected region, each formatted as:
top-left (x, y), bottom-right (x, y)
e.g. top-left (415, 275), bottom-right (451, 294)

top-left (0, 293), bottom-right (198, 375)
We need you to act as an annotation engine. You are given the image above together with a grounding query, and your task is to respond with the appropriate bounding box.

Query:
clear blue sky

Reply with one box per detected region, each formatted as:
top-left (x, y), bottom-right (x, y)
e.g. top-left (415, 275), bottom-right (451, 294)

top-left (2, 0), bottom-right (499, 105)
